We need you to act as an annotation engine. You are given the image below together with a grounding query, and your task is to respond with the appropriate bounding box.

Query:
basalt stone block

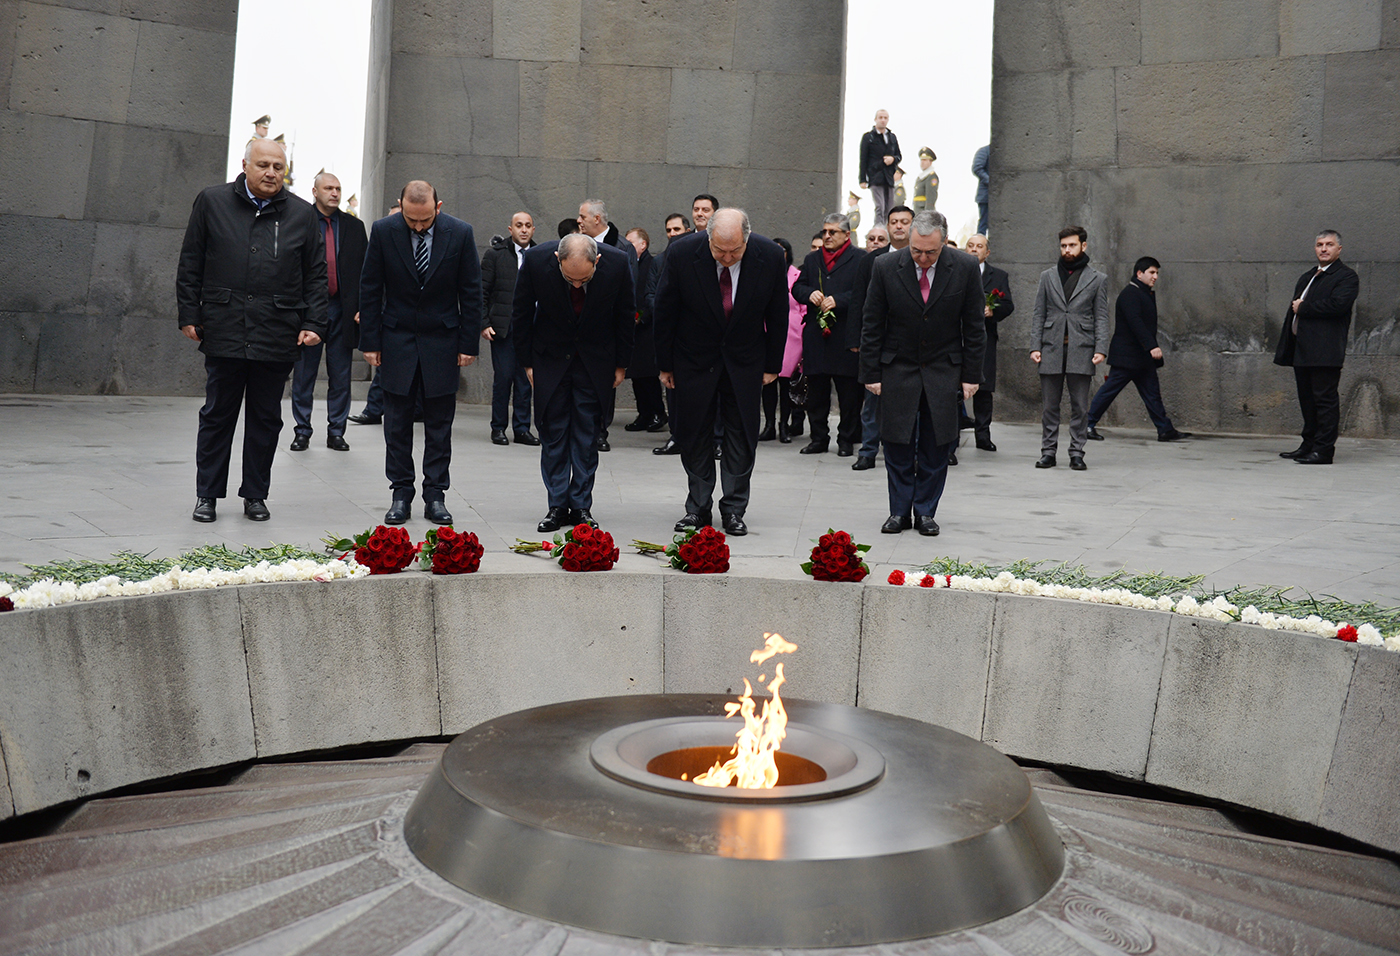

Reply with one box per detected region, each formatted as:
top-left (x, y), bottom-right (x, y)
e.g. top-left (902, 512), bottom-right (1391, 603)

top-left (11, 4), bottom-right (138, 124)
top-left (0, 589), bottom-right (255, 815)
top-left (113, 316), bottom-right (205, 394)
top-left (85, 124), bottom-right (227, 228)
top-left (581, 0), bottom-right (736, 69)
top-left (1322, 50), bottom-right (1400, 160)
top-left (0, 737), bottom-right (13, 817)
top-left (494, 0), bottom-right (580, 63)
top-left (1145, 261), bottom-right (1274, 354)
top-left (87, 222), bottom-right (183, 319)
top-left (0, 313), bottom-right (41, 392)
top-left (518, 62), bottom-right (669, 163)
top-left (119, 0), bottom-right (238, 33)
top-left (392, 0), bottom-right (491, 57)
top-left (0, 216), bottom-right (95, 313)
top-left (1141, 0), bottom-right (1279, 63)
top-left (0, 2), bottom-right (17, 105)
top-left (993, 0), bottom-right (1141, 74)
top-left (1319, 645), bottom-right (1400, 852)
top-left (662, 574), bottom-right (861, 706)
top-left (388, 54), bottom-right (518, 159)
top-left (36, 313), bottom-right (119, 393)
top-left (434, 571), bottom-right (663, 733)
top-left (984, 170), bottom-right (1067, 260)
top-left (384, 151), bottom-right (464, 213)
top-left (733, 0), bottom-right (843, 75)
top-left (857, 587), bottom-right (994, 739)
top-left (584, 161), bottom-right (711, 233)
top-left (1387, 0), bottom-right (1400, 47)
top-left (749, 72), bottom-right (840, 172)
top-left (666, 69), bottom-right (756, 169)
top-left (706, 166), bottom-right (836, 254)
top-left (983, 595), bottom-right (1170, 778)
top-left (241, 576), bottom-right (441, 756)
top-left (456, 156), bottom-right (589, 246)
top-left (128, 20), bottom-right (234, 136)
top-left (994, 69), bottom-right (1116, 172)
top-left (1282, 0), bottom-right (1383, 55)
top-left (1146, 617), bottom-right (1356, 822)
top-left (0, 109), bottom-right (94, 220)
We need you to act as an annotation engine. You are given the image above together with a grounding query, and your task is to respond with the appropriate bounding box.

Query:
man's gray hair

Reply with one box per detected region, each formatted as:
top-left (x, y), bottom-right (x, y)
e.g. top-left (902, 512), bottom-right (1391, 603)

top-left (709, 207), bottom-right (751, 241)
top-left (911, 210), bottom-right (948, 239)
top-left (822, 212), bottom-right (851, 233)
top-left (581, 199), bottom-right (606, 220)
top-left (866, 225), bottom-right (889, 238)
top-left (1316, 228), bottom-right (1342, 244)
top-left (558, 232), bottom-right (599, 262)
top-left (244, 138), bottom-right (286, 161)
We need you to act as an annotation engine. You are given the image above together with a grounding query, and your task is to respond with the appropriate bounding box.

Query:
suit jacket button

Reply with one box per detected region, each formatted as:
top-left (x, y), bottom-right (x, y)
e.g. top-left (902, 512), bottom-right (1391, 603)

top-left (247, 294), bottom-right (253, 301)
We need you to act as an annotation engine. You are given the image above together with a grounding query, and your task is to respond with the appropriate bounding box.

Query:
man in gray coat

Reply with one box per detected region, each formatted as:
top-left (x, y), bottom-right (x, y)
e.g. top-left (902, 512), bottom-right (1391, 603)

top-left (1030, 225), bottom-right (1109, 470)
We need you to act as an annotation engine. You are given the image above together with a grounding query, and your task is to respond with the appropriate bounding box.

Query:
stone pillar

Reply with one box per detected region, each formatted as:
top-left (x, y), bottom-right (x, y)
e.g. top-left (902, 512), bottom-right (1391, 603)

top-left (0, 1), bottom-right (238, 395)
top-left (990, 1), bottom-right (1400, 437)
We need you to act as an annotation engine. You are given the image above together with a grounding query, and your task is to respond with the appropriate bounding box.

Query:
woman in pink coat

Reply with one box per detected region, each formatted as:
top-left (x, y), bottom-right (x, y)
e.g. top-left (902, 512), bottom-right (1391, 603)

top-left (761, 238), bottom-right (807, 443)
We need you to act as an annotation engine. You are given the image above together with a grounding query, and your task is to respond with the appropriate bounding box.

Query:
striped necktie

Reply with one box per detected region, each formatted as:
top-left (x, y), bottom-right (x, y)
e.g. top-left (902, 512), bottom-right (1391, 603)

top-left (414, 232), bottom-right (429, 279)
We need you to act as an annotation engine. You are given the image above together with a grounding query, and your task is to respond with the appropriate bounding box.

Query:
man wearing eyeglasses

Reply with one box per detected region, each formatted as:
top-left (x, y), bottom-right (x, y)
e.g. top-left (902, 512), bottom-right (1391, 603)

top-left (512, 232), bottom-right (635, 532)
top-left (793, 214), bottom-right (867, 456)
top-left (859, 210), bottom-right (985, 536)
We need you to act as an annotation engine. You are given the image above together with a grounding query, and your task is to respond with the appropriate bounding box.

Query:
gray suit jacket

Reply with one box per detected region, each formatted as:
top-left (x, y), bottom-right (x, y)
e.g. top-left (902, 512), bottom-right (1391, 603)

top-left (1031, 265), bottom-right (1110, 376)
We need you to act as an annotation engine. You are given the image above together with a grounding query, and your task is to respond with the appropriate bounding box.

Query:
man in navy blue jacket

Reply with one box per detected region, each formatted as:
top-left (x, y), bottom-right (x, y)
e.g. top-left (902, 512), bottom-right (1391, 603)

top-left (359, 181), bottom-right (482, 526)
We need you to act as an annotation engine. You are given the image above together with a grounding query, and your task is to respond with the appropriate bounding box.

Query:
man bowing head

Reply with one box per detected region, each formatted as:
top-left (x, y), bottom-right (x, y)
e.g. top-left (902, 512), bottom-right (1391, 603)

top-left (653, 208), bottom-right (789, 536)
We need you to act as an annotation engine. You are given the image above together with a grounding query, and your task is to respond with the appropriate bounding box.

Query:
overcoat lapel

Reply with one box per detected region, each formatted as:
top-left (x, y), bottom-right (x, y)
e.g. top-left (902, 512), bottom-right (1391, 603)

top-left (895, 253), bottom-right (922, 308)
top-left (1047, 270), bottom-right (1068, 310)
top-left (692, 247), bottom-right (725, 325)
top-left (421, 219), bottom-right (450, 286)
top-left (923, 247), bottom-right (955, 313)
top-left (393, 218), bottom-right (418, 281)
top-left (1065, 269), bottom-right (1094, 307)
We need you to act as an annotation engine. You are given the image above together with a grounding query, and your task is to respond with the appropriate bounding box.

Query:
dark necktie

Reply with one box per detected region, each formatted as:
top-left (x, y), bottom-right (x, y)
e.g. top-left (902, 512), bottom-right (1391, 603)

top-left (720, 266), bottom-right (733, 323)
top-left (414, 232), bottom-right (429, 279)
top-left (570, 284), bottom-right (585, 315)
top-left (322, 215), bottom-right (338, 297)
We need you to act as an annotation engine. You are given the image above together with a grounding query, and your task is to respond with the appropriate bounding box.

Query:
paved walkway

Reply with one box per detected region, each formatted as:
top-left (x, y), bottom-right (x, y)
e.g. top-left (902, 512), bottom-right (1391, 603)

top-left (1, 395), bottom-right (1396, 606)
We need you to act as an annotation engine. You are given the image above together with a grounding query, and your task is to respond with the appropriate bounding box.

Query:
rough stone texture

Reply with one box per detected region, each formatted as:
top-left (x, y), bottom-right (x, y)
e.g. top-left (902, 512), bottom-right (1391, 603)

top-left (0, 589), bottom-right (255, 815)
top-left (361, 0), bottom-right (392, 224)
top-left (0, 736), bottom-right (12, 818)
top-left (0, 217), bottom-right (96, 314)
top-left (387, 54), bottom-right (519, 159)
top-left (120, 0), bottom-right (239, 33)
top-left (0, 109), bottom-right (94, 220)
top-left (993, 0), bottom-right (1142, 74)
top-left (1322, 49), bottom-right (1400, 159)
top-left (493, 0), bottom-right (580, 62)
top-left (1147, 617), bottom-right (1357, 822)
top-left (10, 3), bottom-right (139, 123)
top-left (581, 0), bottom-right (736, 69)
top-left (666, 69), bottom-right (755, 168)
top-left (518, 62), bottom-right (671, 164)
top-left (240, 576), bottom-right (441, 756)
top-left (732, 0), bottom-right (843, 75)
top-left (983, 596), bottom-right (1170, 778)
top-left (856, 587), bottom-right (994, 739)
top-left (433, 571), bottom-right (663, 734)
top-left (1319, 645), bottom-right (1400, 853)
top-left (1141, 0), bottom-right (1280, 62)
top-left (1281, 0), bottom-right (1383, 55)
top-left (392, 0), bottom-right (492, 57)
top-left (85, 125), bottom-right (230, 229)
top-left (127, 20), bottom-right (234, 136)
top-left (0, 313), bottom-right (43, 391)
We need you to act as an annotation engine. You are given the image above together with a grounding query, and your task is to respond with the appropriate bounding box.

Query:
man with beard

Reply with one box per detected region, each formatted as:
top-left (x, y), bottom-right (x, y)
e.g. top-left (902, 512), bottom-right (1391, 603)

top-left (480, 211), bottom-right (540, 447)
top-left (1030, 226), bottom-right (1109, 470)
top-left (963, 233), bottom-right (1015, 452)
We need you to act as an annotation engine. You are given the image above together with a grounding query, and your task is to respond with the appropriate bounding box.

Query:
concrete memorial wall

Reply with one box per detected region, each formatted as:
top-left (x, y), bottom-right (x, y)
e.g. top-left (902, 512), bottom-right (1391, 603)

top-left (988, 0), bottom-right (1400, 438)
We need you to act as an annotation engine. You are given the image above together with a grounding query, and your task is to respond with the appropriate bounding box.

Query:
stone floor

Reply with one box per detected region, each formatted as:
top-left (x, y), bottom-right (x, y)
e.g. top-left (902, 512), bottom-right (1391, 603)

top-left (1, 394), bottom-right (1397, 606)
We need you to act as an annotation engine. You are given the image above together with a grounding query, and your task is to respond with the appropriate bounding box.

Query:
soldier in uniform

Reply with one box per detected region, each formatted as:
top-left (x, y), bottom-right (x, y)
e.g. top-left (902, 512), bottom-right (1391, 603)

top-left (250, 114), bottom-right (270, 142)
top-left (273, 134), bottom-right (294, 189)
top-left (845, 191), bottom-right (862, 235)
top-left (912, 148), bottom-right (938, 212)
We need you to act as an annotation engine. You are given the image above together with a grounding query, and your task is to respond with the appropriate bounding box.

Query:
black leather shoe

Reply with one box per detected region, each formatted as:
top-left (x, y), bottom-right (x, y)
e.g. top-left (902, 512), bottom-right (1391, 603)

top-left (243, 498), bottom-right (270, 521)
top-left (914, 515), bottom-right (940, 536)
top-left (653, 438), bottom-right (682, 455)
top-left (425, 501), bottom-right (453, 525)
top-left (192, 497), bottom-right (217, 523)
top-left (675, 512), bottom-right (710, 532)
top-left (1295, 451), bottom-right (1333, 465)
top-left (758, 424), bottom-right (777, 442)
top-left (722, 513), bottom-right (748, 536)
top-left (646, 414), bottom-right (669, 432)
top-left (1035, 455), bottom-right (1057, 468)
top-left (597, 437), bottom-right (612, 452)
top-left (624, 416), bottom-right (650, 432)
top-left (778, 422), bottom-right (791, 443)
top-left (538, 506), bottom-right (568, 532)
top-left (948, 452), bottom-right (958, 466)
top-left (713, 442), bottom-right (722, 459)
top-left (852, 456), bottom-right (876, 471)
top-left (513, 431), bottom-right (541, 446)
top-left (289, 434), bottom-right (310, 451)
top-left (385, 500), bottom-right (411, 525)
top-left (1279, 444), bottom-right (1312, 459)
top-left (348, 413), bottom-right (381, 425)
top-left (790, 419), bottom-right (804, 437)
top-left (573, 508), bottom-right (598, 528)
top-left (1086, 426), bottom-right (1105, 441)
top-left (976, 439), bottom-right (997, 451)
top-left (326, 435), bottom-right (350, 451)
top-left (958, 415), bottom-right (976, 431)
top-left (881, 514), bottom-right (911, 534)
top-left (837, 442), bottom-right (854, 457)
top-left (799, 439), bottom-right (829, 454)
top-left (1070, 455), bottom-right (1087, 471)
top-left (491, 429), bottom-right (509, 445)
top-left (1158, 430), bottom-right (1192, 442)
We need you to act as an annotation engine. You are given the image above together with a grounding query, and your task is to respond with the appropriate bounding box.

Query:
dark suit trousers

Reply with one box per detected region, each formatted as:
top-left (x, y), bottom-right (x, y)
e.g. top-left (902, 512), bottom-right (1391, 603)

top-left (489, 335), bottom-right (532, 433)
top-left (972, 390), bottom-right (995, 441)
top-left (291, 297), bottom-right (352, 438)
top-left (1040, 373), bottom-right (1092, 456)
top-left (859, 390), bottom-right (881, 459)
top-left (883, 390), bottom-right (953, 520)
top-left (383, 364), bottom-right (455, 503)
top-left (681, 368), bottom-right (755, 519)
top-left (538, 356), bottom-right (602, 510)
top-left (633, 376), bottom-right (665, 421)
top-left (1294, 366), bottom-right (1342, 455)
top-left (805, 373), bottom-right (863, 447)
top-left (1088, 365), bottom-right (1173, 435)
top-left (870, 184), bottom-right (894, 226)
top-left (196, 355), bottom-right (294, 500)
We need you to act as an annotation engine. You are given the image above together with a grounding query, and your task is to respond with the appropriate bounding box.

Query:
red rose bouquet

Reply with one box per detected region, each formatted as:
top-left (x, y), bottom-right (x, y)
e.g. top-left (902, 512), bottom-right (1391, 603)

top-left (323, 525), bottom-right (419, 575)
top-left (636, 526), bottom-right (729, 574)
top-left (557, 522), bottom-right (619, 572)
top-left (801, 529), bottom-right (870, 583)
top-left (418, 526), bottom-right (483, 574)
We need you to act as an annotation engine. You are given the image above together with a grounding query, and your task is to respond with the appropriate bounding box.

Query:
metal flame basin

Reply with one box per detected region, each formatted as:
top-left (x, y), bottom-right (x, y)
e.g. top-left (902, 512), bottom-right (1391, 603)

top-left (403, 694), bottom-right (1064, 948)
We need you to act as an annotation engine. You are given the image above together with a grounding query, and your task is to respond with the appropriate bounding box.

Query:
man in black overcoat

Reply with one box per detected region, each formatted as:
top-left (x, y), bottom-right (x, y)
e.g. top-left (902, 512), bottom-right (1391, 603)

top-left (512, 233), bottom-right (635, 532)
top-left (1273, 230), bottom-right (1360, 464)
top-left (480, 211), bottom-right (539, 446)
top-left (653, 208), bottom-right (788, 536)
top-left (176, 137), bottom-right (327, 524)
top-left (359, 180), bottom-right (482, 526)
top-left (858, 108), bottom-right (901, 225)
top-left (859, 211), bottom-right (985, 537)
top-left (964, 234), bottom-right (1015, 451)
top-left (623, 227), bottom-right (666, 432)
top-left (793, 213), bottom-right (867, 456)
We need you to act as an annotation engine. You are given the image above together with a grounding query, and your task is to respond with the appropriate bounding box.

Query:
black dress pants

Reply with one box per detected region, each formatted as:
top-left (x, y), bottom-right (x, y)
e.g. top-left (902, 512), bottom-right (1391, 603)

top-left (196, 355), bottom-right (294, 500)
top-left (632, 375), bottom-right (665, 421)
top-left (1294, 365), bottom-right (1342, 455)
top-left (805, 373), bottom-right (863, 447)
top-left (680, 369), bottom-right (756, 519)
top-left (383, 364), bottom-right (456, 503)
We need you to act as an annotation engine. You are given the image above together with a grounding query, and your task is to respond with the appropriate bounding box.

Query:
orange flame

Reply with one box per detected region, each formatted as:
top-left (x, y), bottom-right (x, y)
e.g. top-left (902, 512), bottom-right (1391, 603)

top-left (694, 633), bottom-right (798, 789)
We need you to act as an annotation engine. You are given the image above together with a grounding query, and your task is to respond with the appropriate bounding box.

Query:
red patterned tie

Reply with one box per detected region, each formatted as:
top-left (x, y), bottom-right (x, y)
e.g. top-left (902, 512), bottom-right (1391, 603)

top-left (720, 266), bottom-right (733, 322)
top-left (322, 215), bottom-right (338, 297)
top-left (919, 267), bottom-right (930, 303)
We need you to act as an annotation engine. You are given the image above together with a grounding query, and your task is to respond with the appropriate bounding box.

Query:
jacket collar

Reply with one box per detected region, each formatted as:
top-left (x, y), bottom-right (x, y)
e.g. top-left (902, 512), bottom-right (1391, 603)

top-left (233, 173), bottom-right (286, 209)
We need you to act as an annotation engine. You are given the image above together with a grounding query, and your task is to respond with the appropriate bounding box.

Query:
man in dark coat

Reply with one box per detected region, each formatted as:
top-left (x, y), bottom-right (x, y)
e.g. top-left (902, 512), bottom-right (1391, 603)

top-left (648, 214), bottom-right (693, 455)
top-left (176, 137), bottom-right (327, 524)
top-left (653, 208), bottom-right (788, 536)
top-left (289, 171), bottom-right (365, 453)
top-left (1273, 230), bottom-right (1360, 465)
top-left (860, 211), bottom-right (985, 537)
top-left (513, 233), bottom-right (635, 531)
top-left (964, 234), bottom-right (1015, 451)
top-left (577, 199), bottom-right (638, 451)
top-left (850, 205), bottom-right (913, 471)
top-left (480, 211), bottom-right (539, 447)
top-left (972, 145), bottom-right (990, 235)
top-left (858, 109), bottom-right (901, 225)
top-left (623, 227), bottom-right (666, 432)
top-left (793, 213), bottom-right (867, 456)
top-left (1085, 257), bottom-right (1190, 444)
top-left (358, 180), bottom-right (482, 526)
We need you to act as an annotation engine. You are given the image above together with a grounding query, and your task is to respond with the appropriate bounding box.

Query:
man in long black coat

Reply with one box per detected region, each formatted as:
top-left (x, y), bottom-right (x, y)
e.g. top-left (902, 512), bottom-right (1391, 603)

top-left (512, 233), bottom-right (634, 531)
top-left (653, 208), bottom-right (788, 536)
top-left (860, 211), bottom-right (985, 537)
top-left (793, 214), bottom-right (866, 456)
top-left (359, 180), bottom-right (482, 526)
top-left (176, 137), bottom-right (327, 524)
top-left (1273, 229), bottom-right (1360, 464)
top-left (964, 234), bottom-right (1015, 451)
top-left (480, 211), bottom-right (538, 446)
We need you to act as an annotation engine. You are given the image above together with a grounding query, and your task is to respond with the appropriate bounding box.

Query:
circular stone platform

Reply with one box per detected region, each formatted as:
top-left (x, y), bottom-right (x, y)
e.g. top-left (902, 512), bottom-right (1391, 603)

top-left (403, 694), bottom-right (1064, 948)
